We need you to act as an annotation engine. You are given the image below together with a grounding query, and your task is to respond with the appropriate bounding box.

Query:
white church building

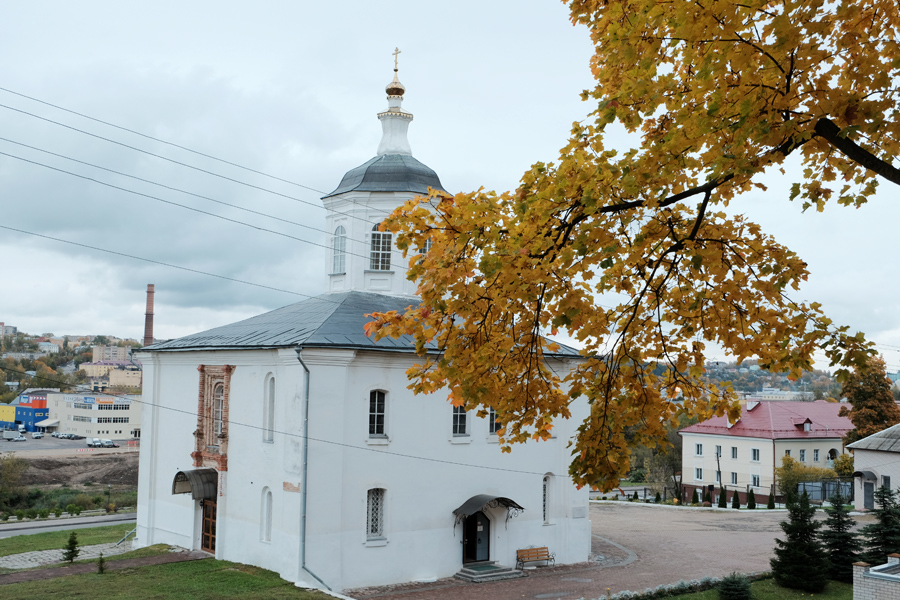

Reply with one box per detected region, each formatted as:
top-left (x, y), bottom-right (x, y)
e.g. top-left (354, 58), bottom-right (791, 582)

top-left (133, 64), bottom-right (591, 592)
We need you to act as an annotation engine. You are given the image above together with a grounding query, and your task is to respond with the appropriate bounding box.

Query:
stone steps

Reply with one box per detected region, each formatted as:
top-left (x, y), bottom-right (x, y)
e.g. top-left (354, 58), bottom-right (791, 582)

top-left (455, 561), bottom-right (525, 583)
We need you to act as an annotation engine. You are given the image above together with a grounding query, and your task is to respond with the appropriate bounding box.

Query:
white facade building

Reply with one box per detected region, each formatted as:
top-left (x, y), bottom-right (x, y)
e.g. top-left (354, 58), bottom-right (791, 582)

top-left (848, 423), bottom-right (900, 510)
top-left (133, 67), bottom-right (591, 592)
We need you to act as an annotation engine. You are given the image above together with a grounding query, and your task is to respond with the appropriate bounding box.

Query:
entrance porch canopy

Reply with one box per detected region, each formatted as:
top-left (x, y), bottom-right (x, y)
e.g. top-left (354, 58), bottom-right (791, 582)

top-left (853, 470), bottom-right (878, 482)
top-left (172, 469), bottom-right (218, 500)
top-left (453, 494), bottom-right (524, 525)
top-left (35, 418), bottom-right (59, 428)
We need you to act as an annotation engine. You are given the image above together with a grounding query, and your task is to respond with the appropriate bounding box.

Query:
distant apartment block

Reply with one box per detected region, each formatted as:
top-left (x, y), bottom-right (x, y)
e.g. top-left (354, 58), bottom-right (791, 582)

top-left (0, 390), bottom-right (143, 438)
top-left (0, 322), bottom-right (17, 337)
top-left (92, 345), bottom-right (131, 362)
top-left (37, 341), bottom-right (59, 354)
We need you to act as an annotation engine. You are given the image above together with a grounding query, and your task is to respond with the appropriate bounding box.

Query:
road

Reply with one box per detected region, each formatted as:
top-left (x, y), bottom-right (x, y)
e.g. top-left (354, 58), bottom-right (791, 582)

top-left (0, 513), bottom-right (136, 539)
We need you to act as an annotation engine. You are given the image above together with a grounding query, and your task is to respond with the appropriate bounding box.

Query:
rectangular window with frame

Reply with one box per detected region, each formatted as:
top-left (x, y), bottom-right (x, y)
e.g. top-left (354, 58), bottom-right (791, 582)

top-left (452, 405), bottom-right (467, 436)
top-left (785, 449), bottom-right (791, 457)
top-left (369, 391), bottom-right (386, 437)
top-left (695, 467), bottom-right (703, 481)
top-left (814, 449), bottom-right (820, 462)
top-left (715, 445), bottom-right (722, 457)
top-left (799, 449), bottom-right (806, 462)
top-left (751, 448), bottom-right (760, 462)
top-left (731, 472), bottom-right (738, 485)
top-left (695, 443), bottom-right (703, 456)
top-left (715, 471), bottom-right (721, 483)
top-left (489, 408), bottom-right (502, 435)
top-left (731, 446), bottom-right (737, 459)
top-left (884, 476), bottom-right (892, 490)
top-left (752, 474), bottom-right (760, 487)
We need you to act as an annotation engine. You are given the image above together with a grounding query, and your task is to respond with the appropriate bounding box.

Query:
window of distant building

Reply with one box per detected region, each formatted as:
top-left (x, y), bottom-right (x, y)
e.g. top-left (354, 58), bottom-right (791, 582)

top-left (263, 374), bottom-right (275, 443)
top-left (751, 448), bottom-right (760, 462)
top-left (715, 445), bottom-right (722, 457)
top-left (785, 449), bottom-right (791, 457)
top-left (799, 449), bottom-right (806, 462)
top-left (695, 468), bottom-right (703, 481)
top-left (731, 447), bottom-right (737, 460)
top-left (489, 408), bottom-right (502, 435)
top-left (752, 474), bottom-right (760, 487)
top-left (695, 443), bottom-right (703, 456)
top-left (814, 449), bottom-right (820, 462)
top-left (731, 472), bottom-right (738, 485)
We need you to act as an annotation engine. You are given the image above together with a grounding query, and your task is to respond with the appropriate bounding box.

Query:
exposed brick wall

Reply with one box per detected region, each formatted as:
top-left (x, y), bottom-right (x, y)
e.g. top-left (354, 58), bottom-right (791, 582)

top-left (192, 364), bottom-right (235, 472)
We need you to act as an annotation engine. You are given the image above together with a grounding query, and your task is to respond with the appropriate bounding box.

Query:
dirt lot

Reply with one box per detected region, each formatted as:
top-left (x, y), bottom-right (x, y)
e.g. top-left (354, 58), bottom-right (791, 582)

top-left (17, 453), bottom-right (139, 487)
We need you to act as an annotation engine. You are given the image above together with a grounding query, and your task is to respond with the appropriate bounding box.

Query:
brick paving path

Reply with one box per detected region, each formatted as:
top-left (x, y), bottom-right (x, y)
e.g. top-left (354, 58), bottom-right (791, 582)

top-left (0, 541), bottom-right (134, 569)
top-left (347, 502), bottom-right (875, 600)
top-left (0, 548), bottom-right (210, 585)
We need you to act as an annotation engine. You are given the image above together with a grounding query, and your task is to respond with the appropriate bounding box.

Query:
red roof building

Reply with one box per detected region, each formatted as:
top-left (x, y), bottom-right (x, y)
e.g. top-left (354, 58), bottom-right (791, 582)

top-left (678, 401), bottom-right (852, 502)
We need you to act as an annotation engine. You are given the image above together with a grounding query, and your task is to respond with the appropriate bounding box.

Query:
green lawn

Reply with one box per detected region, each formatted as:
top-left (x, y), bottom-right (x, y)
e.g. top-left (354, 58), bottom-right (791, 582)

top-left (1, 558), bottom-right (330, 600)
top-left (677, 578), bottom-right (852, 600)
top-left (0, 523), bottom-right (135, 557)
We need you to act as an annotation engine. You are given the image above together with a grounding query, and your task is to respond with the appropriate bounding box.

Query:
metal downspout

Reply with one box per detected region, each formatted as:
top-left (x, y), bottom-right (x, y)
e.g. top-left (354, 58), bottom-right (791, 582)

top-left (296, 348), bottom-right (331, 591)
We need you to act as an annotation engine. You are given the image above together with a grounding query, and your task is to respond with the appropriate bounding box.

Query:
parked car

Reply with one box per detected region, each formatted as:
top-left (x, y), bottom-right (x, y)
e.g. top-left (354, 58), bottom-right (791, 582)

top-left (87, 438), bottom-right (101, 447)
top-left (32, 432), bottom-right (43, 439)
top-left (51, 432), bottom-right (60, 438)
top-left (101, 439), bottom-right (119, 448)
top-left (12, 436), bottom-right (26, 442)
top-left (70, 435), bottom-right (85, 440)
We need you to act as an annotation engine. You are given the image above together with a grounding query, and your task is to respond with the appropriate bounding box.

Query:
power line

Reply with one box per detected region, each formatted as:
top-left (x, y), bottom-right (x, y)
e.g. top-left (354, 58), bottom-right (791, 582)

top-left (0, 149), bottom-right (412, 271)
top-left (0, 365), bottom-right (561, 478)
top-left (0, 100), bottom-right (384, 228)
top-left (0, 85), bottom-right (326, 195)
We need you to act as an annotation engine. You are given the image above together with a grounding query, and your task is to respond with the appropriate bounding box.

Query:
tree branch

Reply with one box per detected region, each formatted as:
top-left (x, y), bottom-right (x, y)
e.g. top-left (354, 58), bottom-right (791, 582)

top-left (814, 117), bottom-right (900, 186)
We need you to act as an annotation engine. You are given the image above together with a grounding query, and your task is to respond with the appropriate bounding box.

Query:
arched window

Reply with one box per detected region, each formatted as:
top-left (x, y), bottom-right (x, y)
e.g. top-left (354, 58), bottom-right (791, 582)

top-left (369, 390), bottom-right (386, 437)
top-left (543, 474), bottom-right (551, 523)
top-left (332, 226), bottom-right (347, 274)
top-left (212, 383), bottom-right (224, 441)
top-left (261, 487), bottom-right (273, 542)
top-left (367, 487), bottom-right (385, 539)
top-left (370, 224), bottom-right (392, 271)
top-left (263, 375), bottom-right (275, 443)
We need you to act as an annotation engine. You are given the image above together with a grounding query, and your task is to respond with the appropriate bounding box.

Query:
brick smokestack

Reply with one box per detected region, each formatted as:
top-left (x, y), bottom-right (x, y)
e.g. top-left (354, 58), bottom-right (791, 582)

top-left (143, 284), bottom-right (155, 347)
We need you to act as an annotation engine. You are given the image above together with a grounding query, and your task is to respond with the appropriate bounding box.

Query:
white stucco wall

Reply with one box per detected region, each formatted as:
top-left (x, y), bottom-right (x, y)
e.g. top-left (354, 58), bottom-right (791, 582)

top-left (853, 448), bottom-right (900, 510)
top-left (134, 346), bottom-right (590, 591)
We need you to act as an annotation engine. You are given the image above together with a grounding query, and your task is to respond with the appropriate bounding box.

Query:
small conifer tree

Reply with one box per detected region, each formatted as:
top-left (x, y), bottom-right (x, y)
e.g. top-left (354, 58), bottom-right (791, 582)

top-left (704, 488), bottom-right (712, 503)
top-left (860, 485), bottom-right (900, 566)
top-left (691, 489), bottom-right (700, 504)
top-left (654, 491), bottom-right (661, 503)
top-left (718, 487), bottom-right (727, 508)
top-left (747, 489), bottom-right (757, 510)
top-left (633, 490), bottom-right (639, 501)
top-left (718, 572), bottom-right (752, 600)
top-left (770, 492), bottom-right (828, 592)
top-left (767, 491), bottom-right (776, 509)
top-left (97, 552), bottom-right (106, 574)
top-left (820, 493), bottom-right (862, 582)
top-left (732, 491), bottom-right (741, 509)
top-left (62, 531), bottom-right (80, 563)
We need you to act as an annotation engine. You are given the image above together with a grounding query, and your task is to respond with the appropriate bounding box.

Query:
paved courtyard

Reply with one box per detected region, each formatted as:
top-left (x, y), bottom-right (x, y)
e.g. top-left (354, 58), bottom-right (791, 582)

top-left (349, 502), bottom-right (873, 600)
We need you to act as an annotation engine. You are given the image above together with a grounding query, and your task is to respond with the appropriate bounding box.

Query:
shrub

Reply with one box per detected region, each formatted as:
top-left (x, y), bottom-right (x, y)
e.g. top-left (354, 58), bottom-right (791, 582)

top-left (718, 487), bottom-right (727, 508)
top-left (633, 491), bottom-right (640, 501)
top-left (38, 508), bottom-right (49, 519)
top-left (54, 508), bottom-right (62, 518)
top-left (718, 572), bottom-right (752, 600)
top-left (767, 492), bottom-right (775, 509)
top-left (14, 509), bottom-right (25, 521)
top-left (654, 492), bottom-right (661, 503)
top-left (747, 490), bottom-right (757, 510)
top-left (704, 489), bottom-right (712, 504)
top-left (691, 489), bottom-right (700, 504)
top-left (702, 501), bottom-right (712, 507)
top-left (73, 494), bottom-right (95, 510)
top-left (25, 508), bottom-right (37, 519)
top-left (62, 531), bottom-right (80, 563)
top-left (65, 503), bottom-right (78, 515)
top-left (732, 492), bottom-right (741, 509)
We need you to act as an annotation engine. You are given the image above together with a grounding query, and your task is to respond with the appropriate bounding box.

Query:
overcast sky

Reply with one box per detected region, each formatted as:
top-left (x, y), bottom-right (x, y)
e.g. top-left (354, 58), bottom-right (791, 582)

top-left (0, 1), bottom-right (897, 371)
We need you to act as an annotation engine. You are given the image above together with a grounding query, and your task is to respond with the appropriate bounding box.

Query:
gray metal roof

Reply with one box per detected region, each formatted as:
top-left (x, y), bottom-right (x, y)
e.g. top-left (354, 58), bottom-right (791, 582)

top-left (323, 154), bottom-right (446, 198)
top-left (144, 290), bottom-right (580, 357)
top-left (847, 422), bottom-right (900, 453)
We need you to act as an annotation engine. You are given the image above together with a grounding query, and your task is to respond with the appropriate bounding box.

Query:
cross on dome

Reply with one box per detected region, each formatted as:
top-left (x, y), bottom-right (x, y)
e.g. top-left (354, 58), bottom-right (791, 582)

top-left (386, 47), bottom-right (406, 97)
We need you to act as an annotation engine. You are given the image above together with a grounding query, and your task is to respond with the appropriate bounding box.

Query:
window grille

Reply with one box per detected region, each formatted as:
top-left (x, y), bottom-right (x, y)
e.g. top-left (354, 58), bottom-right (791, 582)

top-left (367, 488), bottom-right (385, 539)
top-left (452, 405), bottom-right (467, 436)
top-left (542, 476), bottom-right (550, 523)
top-left (370, 225), bottom-right (392, 271)
top-left (332, 226), bottom-right (347, 273)
top-left (369, 390), bottom-right (386, 436)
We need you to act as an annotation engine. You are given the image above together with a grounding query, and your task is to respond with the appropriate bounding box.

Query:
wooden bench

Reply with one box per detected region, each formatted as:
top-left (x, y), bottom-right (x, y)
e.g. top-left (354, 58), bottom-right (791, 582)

top-left (516, 546), bottom-right (556, 569)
